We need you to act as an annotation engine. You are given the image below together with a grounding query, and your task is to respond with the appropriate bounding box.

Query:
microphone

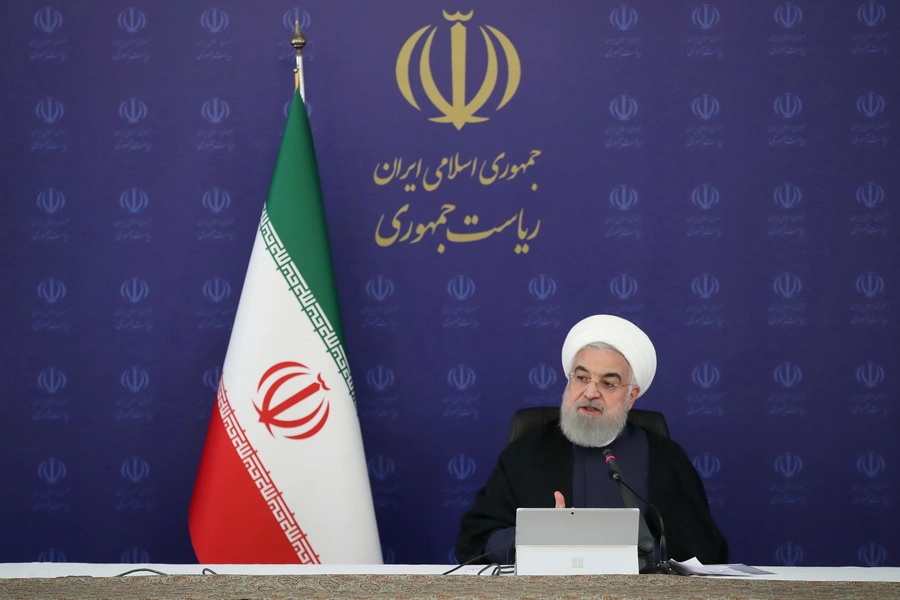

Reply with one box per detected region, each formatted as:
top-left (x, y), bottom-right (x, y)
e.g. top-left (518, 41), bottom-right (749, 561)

top-left (603, 449), bottom-right (675, 575)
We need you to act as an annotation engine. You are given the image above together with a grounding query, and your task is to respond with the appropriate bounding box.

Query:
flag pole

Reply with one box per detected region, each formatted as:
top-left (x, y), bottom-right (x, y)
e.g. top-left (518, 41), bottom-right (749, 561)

top-left (189, 18), bottom-right (382, 563)
top-left (292, 20), bottom-right (307, 100)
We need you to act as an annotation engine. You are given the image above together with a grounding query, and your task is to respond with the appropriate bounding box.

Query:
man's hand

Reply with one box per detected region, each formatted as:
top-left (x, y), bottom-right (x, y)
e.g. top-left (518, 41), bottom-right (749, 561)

top-left (554, 491), bottom-right (566, 508)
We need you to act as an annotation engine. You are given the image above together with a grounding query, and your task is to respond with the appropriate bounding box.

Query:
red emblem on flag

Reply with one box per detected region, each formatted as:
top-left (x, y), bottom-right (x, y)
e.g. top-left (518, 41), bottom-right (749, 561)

top-left (253, 361), bottom-right (330, 440)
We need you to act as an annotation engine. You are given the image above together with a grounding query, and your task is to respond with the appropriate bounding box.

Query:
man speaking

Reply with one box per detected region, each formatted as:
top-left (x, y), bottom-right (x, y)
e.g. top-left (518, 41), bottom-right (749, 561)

top-left (455, 314), bottom-right (728, 566)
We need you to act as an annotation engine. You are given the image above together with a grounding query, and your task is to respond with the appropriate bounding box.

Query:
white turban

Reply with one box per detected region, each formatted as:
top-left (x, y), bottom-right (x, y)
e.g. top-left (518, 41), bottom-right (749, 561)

top-left (561, 315), bottom-right (657, 398)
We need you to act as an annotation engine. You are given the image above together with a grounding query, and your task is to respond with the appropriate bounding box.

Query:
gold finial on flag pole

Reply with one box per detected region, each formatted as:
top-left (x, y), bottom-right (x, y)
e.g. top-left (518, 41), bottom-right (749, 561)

top-left (291, 20), bottom-right (307, 101)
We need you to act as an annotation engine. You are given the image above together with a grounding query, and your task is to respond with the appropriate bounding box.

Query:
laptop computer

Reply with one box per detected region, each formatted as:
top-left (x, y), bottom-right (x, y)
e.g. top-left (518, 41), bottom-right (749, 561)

top-left (514, 507), bottom-right (640, 575)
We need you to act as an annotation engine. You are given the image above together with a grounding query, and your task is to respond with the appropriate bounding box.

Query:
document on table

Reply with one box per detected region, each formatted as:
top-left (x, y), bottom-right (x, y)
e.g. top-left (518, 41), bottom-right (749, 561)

top-left (668, 557), bottom-right (775, 577)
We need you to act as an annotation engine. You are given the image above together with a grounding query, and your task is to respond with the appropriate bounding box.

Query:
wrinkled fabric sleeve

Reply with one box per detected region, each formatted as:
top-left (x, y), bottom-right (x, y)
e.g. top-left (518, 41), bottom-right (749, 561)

top-left (454, 450), bottom-right (520, 564)
top-left (647, 434), bottom-right (728, 564)
top-left (484, 527), bottom-right (516, 564)
top-left (674, 447), bottom-right (729, 563)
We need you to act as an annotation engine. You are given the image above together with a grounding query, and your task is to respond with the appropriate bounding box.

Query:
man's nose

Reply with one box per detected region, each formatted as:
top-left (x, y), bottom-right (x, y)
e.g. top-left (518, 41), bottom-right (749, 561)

top-left (582, 380), bottom-right (601, 398)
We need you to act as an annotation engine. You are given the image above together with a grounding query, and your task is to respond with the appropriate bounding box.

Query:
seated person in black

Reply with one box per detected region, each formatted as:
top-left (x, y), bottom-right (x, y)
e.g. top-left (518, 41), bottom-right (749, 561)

top-left (455, 314), bottom-right (728, 566)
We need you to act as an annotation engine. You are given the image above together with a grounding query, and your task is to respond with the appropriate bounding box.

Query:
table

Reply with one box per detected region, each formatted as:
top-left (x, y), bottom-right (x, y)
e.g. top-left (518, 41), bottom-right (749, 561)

top-left (2, 563), bottom-right (898, 599)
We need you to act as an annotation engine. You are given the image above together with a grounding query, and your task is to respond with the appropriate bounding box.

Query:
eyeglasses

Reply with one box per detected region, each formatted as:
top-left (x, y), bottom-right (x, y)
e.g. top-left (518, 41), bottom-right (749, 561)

top-left (567, 372), bottom-right (633, 393)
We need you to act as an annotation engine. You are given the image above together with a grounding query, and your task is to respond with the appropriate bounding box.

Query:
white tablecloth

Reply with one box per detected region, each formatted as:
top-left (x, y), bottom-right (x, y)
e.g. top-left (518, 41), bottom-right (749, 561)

top-left (1, 562), bottom-right (899, 581)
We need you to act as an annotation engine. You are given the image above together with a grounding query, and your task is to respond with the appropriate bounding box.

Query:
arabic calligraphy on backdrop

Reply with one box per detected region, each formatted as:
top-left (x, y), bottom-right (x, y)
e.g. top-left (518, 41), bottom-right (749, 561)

top-left (375, 204), bottom-right (540, 254)
top-left (373, 150), bottom-right (541, 191)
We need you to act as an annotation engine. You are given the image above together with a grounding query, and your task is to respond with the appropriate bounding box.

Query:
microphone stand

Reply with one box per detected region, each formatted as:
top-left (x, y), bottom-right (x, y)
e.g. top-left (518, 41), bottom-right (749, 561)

top-left (603, 449), bottom-right (676, 575)
top-left (611, 472), bottom-right (675, 575)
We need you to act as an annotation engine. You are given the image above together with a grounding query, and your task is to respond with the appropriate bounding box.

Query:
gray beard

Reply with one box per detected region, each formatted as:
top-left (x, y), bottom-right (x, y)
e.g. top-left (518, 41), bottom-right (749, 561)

top-left (559, 396), bottom-right (629, 448)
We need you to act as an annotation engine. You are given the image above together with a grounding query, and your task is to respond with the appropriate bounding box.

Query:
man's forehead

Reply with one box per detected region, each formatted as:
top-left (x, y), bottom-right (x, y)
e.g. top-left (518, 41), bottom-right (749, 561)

top-left (572, 347), bottom-right (629, 371)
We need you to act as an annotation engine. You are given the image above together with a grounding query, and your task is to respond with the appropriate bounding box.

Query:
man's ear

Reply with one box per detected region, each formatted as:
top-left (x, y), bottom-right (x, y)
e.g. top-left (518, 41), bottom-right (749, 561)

top-left (627, 386), bottom-right (640, 409)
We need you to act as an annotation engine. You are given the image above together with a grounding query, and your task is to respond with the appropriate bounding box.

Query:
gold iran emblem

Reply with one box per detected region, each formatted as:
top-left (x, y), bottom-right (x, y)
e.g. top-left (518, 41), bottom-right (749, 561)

top-left (396, 10), bottom-right (521, 130)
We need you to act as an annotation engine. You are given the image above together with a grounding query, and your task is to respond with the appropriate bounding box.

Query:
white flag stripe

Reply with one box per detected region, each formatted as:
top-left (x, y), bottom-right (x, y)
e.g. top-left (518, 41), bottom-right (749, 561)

top-left (221, 215), bottom-right (380, 562)
top-left (260, 210), bottom-right (354, 396)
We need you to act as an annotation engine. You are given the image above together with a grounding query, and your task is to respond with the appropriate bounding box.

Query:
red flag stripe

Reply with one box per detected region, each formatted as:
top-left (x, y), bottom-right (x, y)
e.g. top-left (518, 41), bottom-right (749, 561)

top-left (189, 378), bottom-right (320, 564)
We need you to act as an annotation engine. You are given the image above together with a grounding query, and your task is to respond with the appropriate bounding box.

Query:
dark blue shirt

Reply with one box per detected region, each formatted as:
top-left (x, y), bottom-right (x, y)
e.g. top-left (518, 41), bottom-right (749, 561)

top-left (571, 423), bottom-right (650, 511)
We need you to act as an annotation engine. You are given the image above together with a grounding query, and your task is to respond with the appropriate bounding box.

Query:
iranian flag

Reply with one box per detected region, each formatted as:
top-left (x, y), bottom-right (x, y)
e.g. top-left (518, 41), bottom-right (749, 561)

top-left (189, 89), bottom-right (382, 564)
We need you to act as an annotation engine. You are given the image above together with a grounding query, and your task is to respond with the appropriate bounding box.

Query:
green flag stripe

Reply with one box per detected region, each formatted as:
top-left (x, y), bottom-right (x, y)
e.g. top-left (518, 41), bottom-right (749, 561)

top-left (264, 89), bottom-right (347, 350)
top-left (260, 207), bottom-right (355, 400)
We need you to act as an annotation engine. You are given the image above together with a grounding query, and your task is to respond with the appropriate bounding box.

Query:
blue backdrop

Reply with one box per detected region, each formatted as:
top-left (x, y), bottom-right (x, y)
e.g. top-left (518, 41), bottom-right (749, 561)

top-left (1, 0), bottom-right (897, 567)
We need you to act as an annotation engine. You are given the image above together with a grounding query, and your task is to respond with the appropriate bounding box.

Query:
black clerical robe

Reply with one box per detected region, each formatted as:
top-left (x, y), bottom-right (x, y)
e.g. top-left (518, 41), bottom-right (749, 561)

top-left (455, 419), bottom-right (728, 565)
